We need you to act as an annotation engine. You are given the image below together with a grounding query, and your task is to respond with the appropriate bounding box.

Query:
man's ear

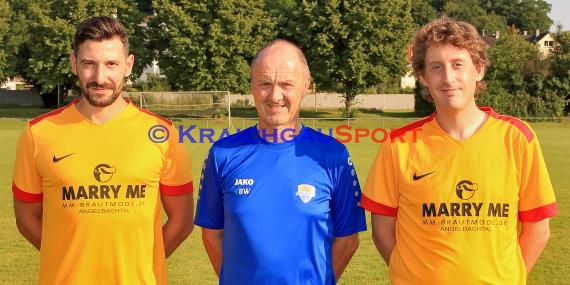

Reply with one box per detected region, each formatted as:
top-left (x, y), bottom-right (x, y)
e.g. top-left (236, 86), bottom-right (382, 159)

top-left (70, 52), bottom-right (77, 75)
top-left (418, 74), bottom-right (428, 87)
top-left (125, 54), bottom-right (135, 77)
top-left (475, 64), bottom-right (485, 81)
top-left (302, 75), bottom-right (311, 98)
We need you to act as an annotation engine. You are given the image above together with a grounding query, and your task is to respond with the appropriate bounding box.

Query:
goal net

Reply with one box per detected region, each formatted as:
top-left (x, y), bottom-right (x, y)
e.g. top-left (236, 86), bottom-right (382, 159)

top-left (124, 91), bottom-right (231, 123)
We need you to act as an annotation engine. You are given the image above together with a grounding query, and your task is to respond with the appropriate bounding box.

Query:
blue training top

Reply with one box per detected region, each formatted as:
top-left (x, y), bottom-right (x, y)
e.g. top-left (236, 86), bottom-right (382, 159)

top-left (195, 126), bottom-right (367, 285)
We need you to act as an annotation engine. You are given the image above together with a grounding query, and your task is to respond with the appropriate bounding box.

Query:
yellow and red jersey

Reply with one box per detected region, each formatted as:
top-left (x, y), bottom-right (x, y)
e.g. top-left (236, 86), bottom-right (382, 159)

top-left (362, 107), bottom-right (558, 285)
top-left (12, 100), bottom-right (193, 285)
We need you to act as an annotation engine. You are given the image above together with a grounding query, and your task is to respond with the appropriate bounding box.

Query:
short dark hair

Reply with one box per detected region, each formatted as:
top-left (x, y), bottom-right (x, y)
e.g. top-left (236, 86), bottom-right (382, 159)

top-left (73, 16), bottom-right (129, 55)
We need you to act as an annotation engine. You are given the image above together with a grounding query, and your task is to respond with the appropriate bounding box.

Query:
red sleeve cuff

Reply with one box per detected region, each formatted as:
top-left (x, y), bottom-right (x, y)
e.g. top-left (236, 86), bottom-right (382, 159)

top-left (12, 182), bottom-right (43, 202)
top-left (160, 181), bottom-right (194, 196)
top-left (519, 202), bottom-right (558, 222)
top-left (360, 195), bottom-right (398, 216)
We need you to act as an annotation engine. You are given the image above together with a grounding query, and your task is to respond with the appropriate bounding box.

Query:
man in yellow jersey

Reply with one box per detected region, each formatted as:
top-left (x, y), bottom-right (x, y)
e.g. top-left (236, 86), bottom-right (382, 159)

top-left (12, 16), bottom-right (194, 285)
top-left (361, 17), bottom-right (558, 284)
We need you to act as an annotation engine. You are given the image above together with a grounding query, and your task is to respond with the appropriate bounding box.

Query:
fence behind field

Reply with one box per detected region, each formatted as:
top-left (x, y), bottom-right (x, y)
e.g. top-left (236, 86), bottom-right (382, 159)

top-left (0, 90), bottom-right (43, 106)
top-left (230, 93), bottom-right (414, 110)
top-left (0, 90), bottom-right (414, 111)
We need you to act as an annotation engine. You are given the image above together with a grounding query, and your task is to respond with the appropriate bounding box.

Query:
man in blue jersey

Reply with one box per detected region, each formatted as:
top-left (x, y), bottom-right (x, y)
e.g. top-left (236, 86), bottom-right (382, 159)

top-left (194, 39), bottom-right (366, 284)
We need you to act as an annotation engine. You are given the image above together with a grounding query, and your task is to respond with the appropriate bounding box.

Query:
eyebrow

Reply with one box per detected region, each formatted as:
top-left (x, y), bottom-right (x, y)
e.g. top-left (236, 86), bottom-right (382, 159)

top-left (427, 56), bottom-right (468, 65)
top-left (79, 58), bottom-right (120, 64)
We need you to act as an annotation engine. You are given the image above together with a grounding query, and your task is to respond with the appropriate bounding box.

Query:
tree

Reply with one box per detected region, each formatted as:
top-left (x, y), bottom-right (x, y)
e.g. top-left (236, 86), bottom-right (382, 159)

top-left (0, 0), bottom-right (10, 82)
top-left (137, 0), bottom-right (153, 13)
top-left (482, 30), bottom-right (541, 117)
top-left (424, 1), bottom-right (553, 37)
top-left (410, 0), bottom-right (438, 27)
top-left (442, 0), bottom-right (507, 35)
top-left (147, 0), bottom-right (277, 94)
top-left (480, 28), bottom-right (564, 117)
top-left (482, 0), bottom-right (552, 33)
top-left (5, 1), bottom-right (35, 85)
top-left (546, 29), bottom-right (570, 115)
top-left (6, 0), bottom-right (146, 107)
top-left (413, 81), bottom-right (435, 117)
top-left (283, 0), bottom-right (415, 117)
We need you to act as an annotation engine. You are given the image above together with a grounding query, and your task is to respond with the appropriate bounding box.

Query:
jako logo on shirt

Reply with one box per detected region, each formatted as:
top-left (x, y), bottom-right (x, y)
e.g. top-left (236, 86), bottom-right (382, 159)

top-left (234, 178), bottom-right (254, 186)
top-left (235, 178), bottom-right (254, 195)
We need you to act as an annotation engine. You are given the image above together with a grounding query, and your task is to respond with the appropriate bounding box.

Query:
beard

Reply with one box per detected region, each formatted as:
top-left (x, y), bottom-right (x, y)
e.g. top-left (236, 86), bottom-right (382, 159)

top-left (80, 80), bottom-right (123, 107)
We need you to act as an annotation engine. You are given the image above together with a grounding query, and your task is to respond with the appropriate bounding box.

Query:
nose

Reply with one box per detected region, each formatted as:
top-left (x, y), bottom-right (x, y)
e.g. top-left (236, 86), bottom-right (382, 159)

top-left (268, 85), bottom-right (284, 102)
top-left (93, 65), bottom-right (106, 85)
top-left (442, 65), bottom-right (454, 84)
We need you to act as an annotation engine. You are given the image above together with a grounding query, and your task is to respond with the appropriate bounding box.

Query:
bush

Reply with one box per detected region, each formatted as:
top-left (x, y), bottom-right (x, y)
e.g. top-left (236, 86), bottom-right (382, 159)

top-left (340, 107), bottom-right (359, 118)
top-left (413, 82), bottom-right (435, 117)
top-left (479, 82), bottom-right (566, 118)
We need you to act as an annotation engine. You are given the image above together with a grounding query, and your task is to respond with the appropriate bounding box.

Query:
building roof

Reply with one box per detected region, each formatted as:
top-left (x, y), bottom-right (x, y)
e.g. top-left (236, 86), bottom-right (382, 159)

top-left (482, 36), bottom-right (498, 46)
top-left (525, 32), bottom-right (550, 44)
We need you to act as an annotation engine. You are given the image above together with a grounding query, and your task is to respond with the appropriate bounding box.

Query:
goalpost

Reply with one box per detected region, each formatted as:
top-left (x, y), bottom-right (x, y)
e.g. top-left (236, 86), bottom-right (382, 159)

top-left (124, 91), bottom-right (232, 128)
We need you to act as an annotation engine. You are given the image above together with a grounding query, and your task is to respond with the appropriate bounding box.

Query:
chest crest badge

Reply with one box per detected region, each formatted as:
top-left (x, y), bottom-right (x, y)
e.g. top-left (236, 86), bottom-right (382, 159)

top-left (296, 184), bottom-right (316, 204)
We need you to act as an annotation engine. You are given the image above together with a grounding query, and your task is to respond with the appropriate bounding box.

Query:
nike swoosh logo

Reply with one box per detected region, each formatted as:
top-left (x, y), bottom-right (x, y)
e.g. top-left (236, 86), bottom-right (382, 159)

top-left (53, 153), bottom-right (75, 163)
top-left (413, 171), bottom-right (435, 181)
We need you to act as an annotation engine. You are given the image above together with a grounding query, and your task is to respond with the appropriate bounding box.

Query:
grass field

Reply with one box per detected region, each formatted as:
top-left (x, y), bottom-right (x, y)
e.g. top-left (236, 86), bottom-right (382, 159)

top-left (0, 110), bottom-right (568, 284)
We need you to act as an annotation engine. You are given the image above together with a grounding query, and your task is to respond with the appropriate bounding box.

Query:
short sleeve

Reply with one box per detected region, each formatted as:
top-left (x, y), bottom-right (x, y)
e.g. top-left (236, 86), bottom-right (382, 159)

top-left (194, 148), bottom-right (224, 229)
top-left (361, 141), bottom-right (399, 216)
top-left (518, 133), bottom-right (558, 222)
top-left (12, 124), bottom-right (43, 202)
top-left (159, 124), bottom-right (193, 195)
top-left (331, 148), bottom-right (367, 237)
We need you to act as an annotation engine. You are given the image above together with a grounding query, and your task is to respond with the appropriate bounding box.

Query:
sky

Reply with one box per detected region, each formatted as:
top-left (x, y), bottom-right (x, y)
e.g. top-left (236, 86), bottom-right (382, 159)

top-left (548, 0), bottom-right (570, 31)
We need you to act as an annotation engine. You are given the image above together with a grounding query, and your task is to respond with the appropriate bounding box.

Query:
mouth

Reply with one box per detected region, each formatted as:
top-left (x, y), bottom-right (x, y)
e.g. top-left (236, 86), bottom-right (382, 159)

top-left (267, 103), bottom-right (286, 112)
top-left (87, 82), bottom-right (114, 91)
top-left (440, 88), bottom-right (459, 95)
top-left (88, 88), bottom-right (112, 96)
